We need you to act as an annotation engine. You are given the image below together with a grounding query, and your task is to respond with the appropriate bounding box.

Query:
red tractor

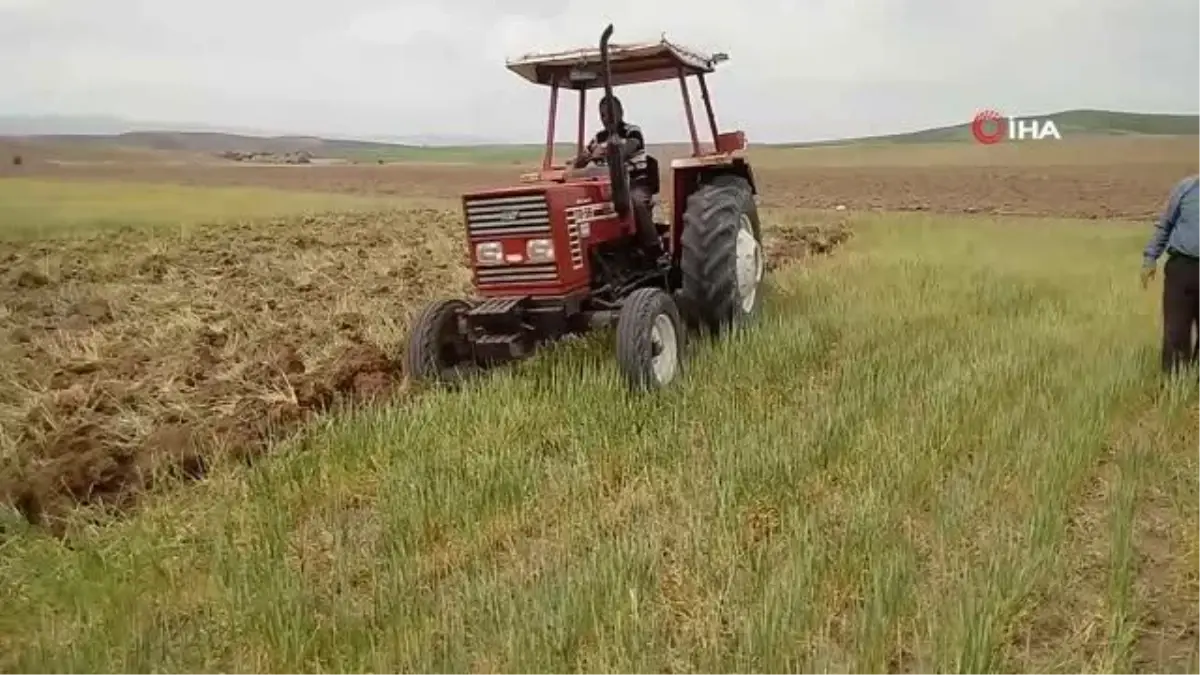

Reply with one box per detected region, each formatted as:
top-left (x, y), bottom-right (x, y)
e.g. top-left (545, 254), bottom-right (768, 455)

top-left (404, 24), bottom-right (765, 391)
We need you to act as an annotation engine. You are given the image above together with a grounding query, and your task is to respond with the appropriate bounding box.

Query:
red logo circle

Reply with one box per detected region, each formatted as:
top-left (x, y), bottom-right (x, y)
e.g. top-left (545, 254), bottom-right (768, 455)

top-left (971, 110), bottom-right (1006, 144)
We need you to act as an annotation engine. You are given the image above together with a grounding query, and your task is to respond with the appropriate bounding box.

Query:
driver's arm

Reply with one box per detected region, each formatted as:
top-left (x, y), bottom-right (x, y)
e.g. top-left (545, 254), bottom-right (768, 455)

top-left (619, 124), bottom-right (645, 157)
top-left (573, 136), bottom-right (599, 169)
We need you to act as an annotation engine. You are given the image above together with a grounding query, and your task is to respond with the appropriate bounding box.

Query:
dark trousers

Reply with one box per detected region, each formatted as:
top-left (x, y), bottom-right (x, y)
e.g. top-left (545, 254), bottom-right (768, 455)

top-left (1161, 252), bottom-right (1199, 373)
top-left (629, 182), bottom-right (662, 255)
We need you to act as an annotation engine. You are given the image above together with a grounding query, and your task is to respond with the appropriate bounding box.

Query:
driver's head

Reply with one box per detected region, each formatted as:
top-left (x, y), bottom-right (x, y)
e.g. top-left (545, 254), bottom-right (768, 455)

top-left (599, 95), bottom-right (623, 128)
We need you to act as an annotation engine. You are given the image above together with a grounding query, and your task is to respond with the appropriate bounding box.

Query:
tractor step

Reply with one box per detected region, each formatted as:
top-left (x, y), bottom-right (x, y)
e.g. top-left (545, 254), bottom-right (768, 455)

top-left (468, 296), bottom-right (528, 318)
top-left (471, 331), bottom-right (529, 362)
top-left (474, 333), bottom-right (522, 345)
top-left (466, 296), bottom-right (529, 335)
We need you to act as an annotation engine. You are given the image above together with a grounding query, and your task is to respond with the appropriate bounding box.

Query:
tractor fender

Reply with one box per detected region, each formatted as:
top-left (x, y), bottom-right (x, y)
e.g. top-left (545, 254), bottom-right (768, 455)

top-left (700, 158), bottom-right (756, 195)
top-left (672, 158), bottom-right (757, 200)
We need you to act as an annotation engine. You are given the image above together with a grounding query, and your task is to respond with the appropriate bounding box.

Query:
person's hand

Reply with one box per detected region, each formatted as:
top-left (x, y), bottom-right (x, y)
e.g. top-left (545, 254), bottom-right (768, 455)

top-left (590, 141), bottom-right (608, 159)
top-left (1140, 265), bottom-right (1156, 289)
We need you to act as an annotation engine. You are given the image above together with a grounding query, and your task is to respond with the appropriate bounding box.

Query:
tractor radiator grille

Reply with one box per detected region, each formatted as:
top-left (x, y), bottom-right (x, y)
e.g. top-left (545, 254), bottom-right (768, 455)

top-left (476, 263), bottom-right (558, 285)
top-left (464, 193), bottom-right (551, 238)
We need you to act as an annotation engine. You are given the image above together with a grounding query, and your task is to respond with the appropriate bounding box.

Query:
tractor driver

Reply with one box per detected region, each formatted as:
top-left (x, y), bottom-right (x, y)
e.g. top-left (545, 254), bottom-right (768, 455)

top-left (573, 95), bottom-right (666, 263)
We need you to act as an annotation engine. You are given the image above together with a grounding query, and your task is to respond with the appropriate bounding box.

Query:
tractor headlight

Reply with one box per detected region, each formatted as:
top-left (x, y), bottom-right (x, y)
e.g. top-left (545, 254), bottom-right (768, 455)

top-left (526, 238), bottom-right (555, 262)
top-left (475, 241), bottom-right (503, 265)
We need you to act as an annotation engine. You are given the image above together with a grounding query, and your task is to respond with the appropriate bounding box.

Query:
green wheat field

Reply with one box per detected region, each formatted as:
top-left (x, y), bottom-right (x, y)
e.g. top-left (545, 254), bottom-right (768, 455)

top-left (1, 207), bottom-right (1195, 672)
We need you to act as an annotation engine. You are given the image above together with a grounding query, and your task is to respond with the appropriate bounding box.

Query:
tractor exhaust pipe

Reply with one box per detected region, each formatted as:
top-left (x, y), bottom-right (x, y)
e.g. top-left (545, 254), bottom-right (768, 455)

top-left (598, 23), bottom-right (631, 219)
top-left (599, 24), bottom-right (617, 136)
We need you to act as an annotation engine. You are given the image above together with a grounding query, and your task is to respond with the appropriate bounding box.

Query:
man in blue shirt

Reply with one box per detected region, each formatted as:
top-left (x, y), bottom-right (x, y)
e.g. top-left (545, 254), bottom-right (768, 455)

top-left (1142, 174), bottom-right (1199, 374)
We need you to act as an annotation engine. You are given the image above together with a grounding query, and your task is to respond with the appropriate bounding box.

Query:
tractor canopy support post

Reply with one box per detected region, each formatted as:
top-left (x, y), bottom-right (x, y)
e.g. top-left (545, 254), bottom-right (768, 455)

top-left (576, 87), bottom-right (587, 156)
top-left (697, 73), bottom-right (720, 151)
top-left (543, 80), bottom-right (560, 170)
top-left (677, 69), bottom-right (700, 156)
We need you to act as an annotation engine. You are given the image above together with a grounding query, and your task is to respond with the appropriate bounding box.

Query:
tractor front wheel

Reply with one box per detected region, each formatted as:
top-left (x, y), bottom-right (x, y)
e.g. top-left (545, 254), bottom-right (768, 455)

top-left (679, 173), bottom-right (765, 335)
top-left (404, 298), bottom-right (473, 385)
top-left (615, 288), bottom-right (685, 392)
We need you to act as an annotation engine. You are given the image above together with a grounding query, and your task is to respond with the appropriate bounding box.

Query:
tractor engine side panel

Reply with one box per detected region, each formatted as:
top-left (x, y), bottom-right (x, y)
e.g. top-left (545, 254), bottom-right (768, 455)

top-left (564, 182), bottom-right (632, 247)
top-left (556, 183), bottom-right (626, 242)
top-left (548, 184), bottom-right (625, 289)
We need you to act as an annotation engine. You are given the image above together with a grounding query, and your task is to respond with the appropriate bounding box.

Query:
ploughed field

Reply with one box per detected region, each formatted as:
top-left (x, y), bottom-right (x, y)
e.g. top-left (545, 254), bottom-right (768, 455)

top-left (3, 135), bottom-right (1195, 220)
top-left (0, 135), bottom-right (1196, 672)
top-left (0, 176), bottom-right (849, 528)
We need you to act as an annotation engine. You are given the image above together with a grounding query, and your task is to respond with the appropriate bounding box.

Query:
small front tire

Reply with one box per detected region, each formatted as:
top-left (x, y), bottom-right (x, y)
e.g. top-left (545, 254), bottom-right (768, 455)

top-left (615, 288), bottom-right (685, 392)
top-left (404, 298), bottom-right (473, 385)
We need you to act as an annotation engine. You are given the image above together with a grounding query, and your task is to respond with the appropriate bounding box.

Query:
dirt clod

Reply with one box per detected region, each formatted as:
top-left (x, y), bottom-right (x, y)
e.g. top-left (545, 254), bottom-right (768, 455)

top-left (12, 269), bottom-right (49, 288)
top-left (766, 218), bottom-right (854, 269)
top-left (69, 298), bottom-right (114, 325)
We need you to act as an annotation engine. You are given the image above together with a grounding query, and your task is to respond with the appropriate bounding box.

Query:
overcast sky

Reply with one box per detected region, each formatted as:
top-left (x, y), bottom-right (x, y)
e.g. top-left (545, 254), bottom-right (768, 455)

top-left (1, 0), bottom-right (1197, 143)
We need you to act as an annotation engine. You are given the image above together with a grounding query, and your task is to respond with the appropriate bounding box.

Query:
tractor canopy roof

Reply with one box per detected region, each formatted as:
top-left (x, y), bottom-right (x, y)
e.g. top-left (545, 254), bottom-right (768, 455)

top-left (505, 37), bottom-right (728, 90)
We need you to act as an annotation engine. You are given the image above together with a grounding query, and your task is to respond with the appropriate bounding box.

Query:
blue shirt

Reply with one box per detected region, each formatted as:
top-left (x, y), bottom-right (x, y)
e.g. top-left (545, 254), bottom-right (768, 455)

top-left (1144, 175), bottom-right (1199, 265)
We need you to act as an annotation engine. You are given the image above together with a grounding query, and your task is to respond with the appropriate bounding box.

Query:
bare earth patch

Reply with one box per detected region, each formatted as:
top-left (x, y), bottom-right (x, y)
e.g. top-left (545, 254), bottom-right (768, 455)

top-left (0, 209), bottom-right (471, 530)
top-left (764, 216), bottom-right (854, 269)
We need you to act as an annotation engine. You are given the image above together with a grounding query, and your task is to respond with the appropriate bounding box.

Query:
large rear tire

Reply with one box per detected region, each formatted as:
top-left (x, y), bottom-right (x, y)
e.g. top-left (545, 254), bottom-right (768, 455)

top-left (679, 173), bottom-right (765, 335)
top-left (615, 288), bottom-right (684, 392)
top-left (404, 298), bottom-right (473, 385)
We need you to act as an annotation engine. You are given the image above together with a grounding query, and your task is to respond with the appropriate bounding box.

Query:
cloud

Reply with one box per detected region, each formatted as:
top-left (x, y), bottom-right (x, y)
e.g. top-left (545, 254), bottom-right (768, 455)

top-left (1, 0), bottom-right (1195, 142)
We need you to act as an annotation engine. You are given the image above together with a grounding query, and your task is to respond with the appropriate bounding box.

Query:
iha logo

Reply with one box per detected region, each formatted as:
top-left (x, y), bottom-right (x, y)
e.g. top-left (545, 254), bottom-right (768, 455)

top-left (970, 110), bottom-right (1062, 144)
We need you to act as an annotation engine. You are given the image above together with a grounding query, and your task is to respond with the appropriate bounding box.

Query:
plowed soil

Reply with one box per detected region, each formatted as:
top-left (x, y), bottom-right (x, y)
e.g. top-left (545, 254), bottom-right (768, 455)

top-left (755, 163), bottom-right (1196, 219)
top-left (0, 205), bottom-right (850, 531)
top-left (0, 209), bottom-right (471, 529)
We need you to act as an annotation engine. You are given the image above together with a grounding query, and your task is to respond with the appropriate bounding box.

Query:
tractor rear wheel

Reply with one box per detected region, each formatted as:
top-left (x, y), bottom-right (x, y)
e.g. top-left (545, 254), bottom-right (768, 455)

top-left (615, 288), bottom-right (684, 391)
top-left (404, 298), bottom-right (473, 385)
top-left (679, 173), bottom-right (765, 335)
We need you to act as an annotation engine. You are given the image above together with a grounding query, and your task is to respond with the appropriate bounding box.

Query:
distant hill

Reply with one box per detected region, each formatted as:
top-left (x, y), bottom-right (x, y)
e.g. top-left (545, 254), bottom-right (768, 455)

top-left (2, 109), bottom-right (1196, 164)
top-left (0, 130), bottom-right (515, 163)
top-left (37, 131), bottom-right (420, 157)
top-left (782, 109), bottom-right (1200, 148)
top-left (1, 129), bottom-right (684, 165)
top-left (0, 115), bottom-right (494, 147)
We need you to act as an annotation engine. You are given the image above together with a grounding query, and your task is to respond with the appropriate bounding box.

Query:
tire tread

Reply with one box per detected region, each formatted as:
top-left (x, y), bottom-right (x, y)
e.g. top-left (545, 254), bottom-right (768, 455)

top-left (615, 288), bottom-right (683, 391)
top-left (679, 173), bottom-right (760, 334)
top-left (404, 298), bottom-right (467, 383)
